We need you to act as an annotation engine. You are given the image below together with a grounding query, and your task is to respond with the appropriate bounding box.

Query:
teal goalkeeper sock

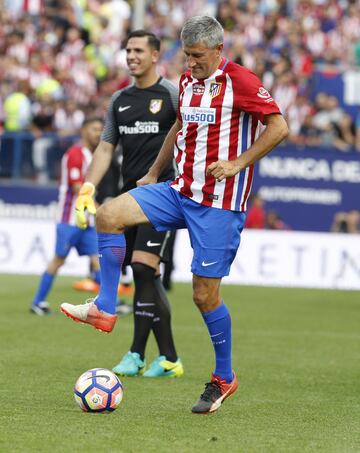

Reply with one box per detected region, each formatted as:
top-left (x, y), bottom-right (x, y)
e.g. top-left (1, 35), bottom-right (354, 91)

top-left (95, 233), bottom-right (126, 315)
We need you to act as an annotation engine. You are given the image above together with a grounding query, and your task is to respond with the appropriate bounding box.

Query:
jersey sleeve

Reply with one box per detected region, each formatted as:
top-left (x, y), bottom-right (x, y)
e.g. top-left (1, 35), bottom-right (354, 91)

top-left (66, 146), bottom-right (85, 186)
top-left (232, 67), bottom-right (281, 124)
top-left (160, 78), bottom-right (179, 114)
top-left (101, 90), bottom-right (122, 145)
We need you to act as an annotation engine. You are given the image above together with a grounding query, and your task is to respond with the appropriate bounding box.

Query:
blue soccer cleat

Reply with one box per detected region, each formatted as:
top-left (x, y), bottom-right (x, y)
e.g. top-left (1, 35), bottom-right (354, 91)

top-left (112, 352), bottom-right (146, 377)
top-left (143, 355), bottom-right (184, 378)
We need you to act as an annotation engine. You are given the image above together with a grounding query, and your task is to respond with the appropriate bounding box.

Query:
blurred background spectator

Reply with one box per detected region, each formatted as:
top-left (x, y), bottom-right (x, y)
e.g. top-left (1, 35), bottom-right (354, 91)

top-left (266, 210), bottom-right (291, 230)
top-left (331, 210), bottom-right (360, 233)
top-left (245, 193), bottom-right (267, 229)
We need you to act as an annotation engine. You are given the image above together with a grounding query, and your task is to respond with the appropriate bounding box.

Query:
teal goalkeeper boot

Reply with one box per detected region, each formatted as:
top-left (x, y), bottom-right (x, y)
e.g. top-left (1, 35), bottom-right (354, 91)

top-left (143, 356), bottom-right (184, 378)
top-left (112, 352), bottom-right (146, 377)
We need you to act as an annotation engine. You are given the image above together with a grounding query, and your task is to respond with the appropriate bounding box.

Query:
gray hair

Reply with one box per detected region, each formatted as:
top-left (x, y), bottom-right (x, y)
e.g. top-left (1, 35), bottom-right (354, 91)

top-left (180, 16), bottom-right (224, 48)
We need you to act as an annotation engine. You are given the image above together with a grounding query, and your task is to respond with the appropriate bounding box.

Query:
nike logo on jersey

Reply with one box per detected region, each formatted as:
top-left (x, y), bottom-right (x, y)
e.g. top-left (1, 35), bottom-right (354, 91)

top-left (201, 261), bottom-right (218, 267)
top-left (146, 240), bottom-right (161, 247)
top-left (118, 105), bottom-right (131, 112)
top-left (136, 301), bottom-right (155, 307)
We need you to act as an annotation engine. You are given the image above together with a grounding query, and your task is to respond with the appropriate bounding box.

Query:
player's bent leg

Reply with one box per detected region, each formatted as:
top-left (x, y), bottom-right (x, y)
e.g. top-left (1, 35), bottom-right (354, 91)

top-left (60, 194), bottom-right (151, 330)
top-left (92, 194), bottom-right (151, 316)
top-left (96, 192), bottom-right (150, 233)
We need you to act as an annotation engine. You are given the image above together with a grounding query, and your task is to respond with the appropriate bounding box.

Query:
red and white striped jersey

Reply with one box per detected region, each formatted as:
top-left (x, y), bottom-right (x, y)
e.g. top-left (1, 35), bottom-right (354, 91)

top-left (172, 57), bottom-right (281, 211)
top-left (57, 145), bottom-right (93, 225)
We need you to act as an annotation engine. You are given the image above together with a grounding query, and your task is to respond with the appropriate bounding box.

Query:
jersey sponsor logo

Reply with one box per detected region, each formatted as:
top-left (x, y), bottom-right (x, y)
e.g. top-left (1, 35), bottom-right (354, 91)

top-left (180, 107), bottom-right (216, 124)
top-left (146, 240), bottom-right (161, 247)
top-left (118, 105), bottom-right (131, 112)
top-left (149, 99), bottom-right (163, 114)
top-left (193, 83), bottom-right (205, 95)
top-left (201, 260), bottom-right (218, 267)
top-left (209, 82), bottom-right (222, 98)
top-left (257, 87), bottom-right (273, 101)
top-left (118, 121), bottom-right (159, 134)
top-left (70, 167), bottom-right (80, 179)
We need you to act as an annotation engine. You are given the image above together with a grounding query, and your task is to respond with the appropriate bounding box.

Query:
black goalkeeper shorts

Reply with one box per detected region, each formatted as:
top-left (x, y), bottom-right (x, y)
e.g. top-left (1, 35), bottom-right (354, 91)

top-left (123, 224), bottom-right (175, 266)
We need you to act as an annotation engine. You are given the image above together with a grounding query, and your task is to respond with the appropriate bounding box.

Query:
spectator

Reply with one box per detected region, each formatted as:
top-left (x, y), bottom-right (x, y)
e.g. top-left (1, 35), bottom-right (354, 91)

top-left (355, 109), bottom-right (360, 152)
top-left (298, 114), bottom-right (322, 147)
top-left (3, 80), bottom-right (32, 132)
top-left (245, 193), bottom-right (266, 229)
top-left (266, 210), bottom-right (290, 230)
top-left (333, 113), bottom-right (356, 150)
top-left (331, 210), bottom-right (360, 233)
top-left (54, 99), bottom-right (85, 137)
top-left (31, 96), bottom-right (58, 183)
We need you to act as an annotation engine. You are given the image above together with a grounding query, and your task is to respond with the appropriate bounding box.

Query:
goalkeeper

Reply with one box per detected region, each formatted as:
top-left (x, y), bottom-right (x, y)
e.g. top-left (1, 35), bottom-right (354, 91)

top-left (65, 30), bottom-right (183, 378)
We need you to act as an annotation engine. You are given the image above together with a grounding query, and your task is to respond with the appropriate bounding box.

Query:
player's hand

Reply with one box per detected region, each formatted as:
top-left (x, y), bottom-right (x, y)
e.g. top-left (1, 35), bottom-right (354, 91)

top-left (206, 160), bottom-right (242, 182)
top-left (136, 173), bottom-right (158, 186)
top-left (75, 182), bottom-right (96, 229)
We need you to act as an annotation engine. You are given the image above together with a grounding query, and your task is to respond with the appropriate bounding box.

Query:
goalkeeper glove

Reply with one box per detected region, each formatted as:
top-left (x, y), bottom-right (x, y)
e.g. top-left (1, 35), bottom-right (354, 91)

top-left (75, 182), bottom-right (96, 229)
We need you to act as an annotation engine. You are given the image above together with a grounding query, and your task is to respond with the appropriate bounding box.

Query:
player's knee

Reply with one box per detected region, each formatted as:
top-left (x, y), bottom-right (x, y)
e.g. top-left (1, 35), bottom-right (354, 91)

top-left (131, 262), bottom-right (156, 282)
top-left (193, 287), bottom-right (219, 313)
top-left (96, 204), bottom-right (125, 233)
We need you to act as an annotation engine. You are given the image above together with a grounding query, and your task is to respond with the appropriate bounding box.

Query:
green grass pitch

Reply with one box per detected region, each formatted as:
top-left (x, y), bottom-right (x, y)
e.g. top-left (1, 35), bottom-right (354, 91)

top-left (1, 274), bottom-right (360, 452)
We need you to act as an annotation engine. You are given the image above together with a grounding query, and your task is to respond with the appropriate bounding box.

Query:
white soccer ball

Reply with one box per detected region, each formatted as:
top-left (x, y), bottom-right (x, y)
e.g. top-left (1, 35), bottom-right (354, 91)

top-left (74, 368), bottom-right (123, 412)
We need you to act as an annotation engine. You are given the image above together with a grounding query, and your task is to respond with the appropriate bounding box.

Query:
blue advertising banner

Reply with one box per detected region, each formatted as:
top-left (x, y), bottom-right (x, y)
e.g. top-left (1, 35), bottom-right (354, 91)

top-left (0, 145), bottom-right (359, 232)
top-left (0, 182), bottom-right (58, 220)
top-left (252, 146), bottom-right (360, 231)
top-left (0, 182), bottom-right (57, 204)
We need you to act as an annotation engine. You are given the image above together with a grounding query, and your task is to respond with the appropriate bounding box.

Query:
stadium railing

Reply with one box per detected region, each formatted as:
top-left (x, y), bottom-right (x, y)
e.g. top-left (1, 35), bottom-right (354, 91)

top-left (0, 132), bottom-right (79, 180)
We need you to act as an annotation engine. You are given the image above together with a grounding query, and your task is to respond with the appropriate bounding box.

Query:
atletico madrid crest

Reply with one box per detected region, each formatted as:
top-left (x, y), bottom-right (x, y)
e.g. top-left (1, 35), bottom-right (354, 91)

top-left (149, 99), bottom-right (163, 114)
top-left (209, 82), bottom-right (222, 98)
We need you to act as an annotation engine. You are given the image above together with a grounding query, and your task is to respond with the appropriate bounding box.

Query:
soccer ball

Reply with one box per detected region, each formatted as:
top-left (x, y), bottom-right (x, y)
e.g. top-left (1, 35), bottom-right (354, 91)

top-left (74, 368), bottom-right (123, 412)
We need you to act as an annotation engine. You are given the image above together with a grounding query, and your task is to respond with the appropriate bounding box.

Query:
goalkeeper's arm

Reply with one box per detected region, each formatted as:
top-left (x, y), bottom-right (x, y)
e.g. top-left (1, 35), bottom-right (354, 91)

top-left (76, 140), bottom-right (115, 229)
top-left (85, 140), bottom-right (115, 187)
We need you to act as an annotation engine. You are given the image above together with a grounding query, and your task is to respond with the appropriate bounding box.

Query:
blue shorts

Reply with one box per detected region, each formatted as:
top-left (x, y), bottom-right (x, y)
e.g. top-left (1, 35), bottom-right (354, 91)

top-left (129, 181), bottom-right (246, 278)
top-left (55, 224), bottom-right (98, 258)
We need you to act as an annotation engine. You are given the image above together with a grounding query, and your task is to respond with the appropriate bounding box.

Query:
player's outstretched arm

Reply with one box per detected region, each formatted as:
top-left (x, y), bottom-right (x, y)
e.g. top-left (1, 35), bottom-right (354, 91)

top-left (137, 119), bottom-right (182, 186)
top-left (206, 113), bottom-right (288, 182)
top-left (76, 140), bottom-right (115, 228)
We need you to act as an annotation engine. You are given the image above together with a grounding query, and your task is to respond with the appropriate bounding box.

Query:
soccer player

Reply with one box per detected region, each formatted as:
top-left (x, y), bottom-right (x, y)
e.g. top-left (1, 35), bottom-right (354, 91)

top-left (65, 30), bottom-right (183, 378)
top-left (61, 16), bottom-right (288, 413)
top-left (30, 117), bottom-right (103, 315)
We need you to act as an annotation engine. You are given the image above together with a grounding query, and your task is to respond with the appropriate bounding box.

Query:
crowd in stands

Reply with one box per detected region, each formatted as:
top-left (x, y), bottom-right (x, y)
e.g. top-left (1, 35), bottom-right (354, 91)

top-left (245, 193), bottom-right (291, 230)
top-left (245, 193), bottom-right (360, 233)
top-left (1, 0), bottom-right (360, 181)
